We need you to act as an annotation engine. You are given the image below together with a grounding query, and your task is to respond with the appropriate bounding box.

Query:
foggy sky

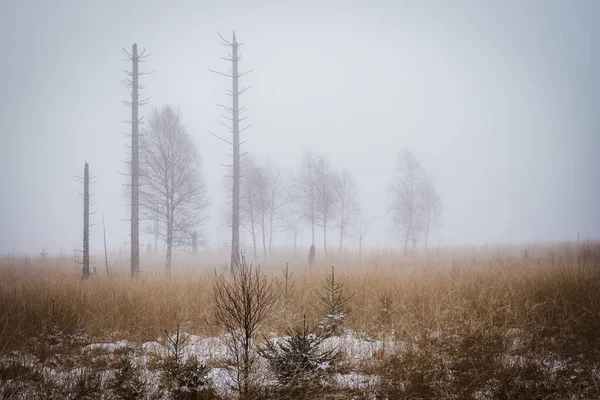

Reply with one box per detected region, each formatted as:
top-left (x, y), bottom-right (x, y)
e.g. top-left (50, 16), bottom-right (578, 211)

top-left (1, 0), bottom-right (598, 255)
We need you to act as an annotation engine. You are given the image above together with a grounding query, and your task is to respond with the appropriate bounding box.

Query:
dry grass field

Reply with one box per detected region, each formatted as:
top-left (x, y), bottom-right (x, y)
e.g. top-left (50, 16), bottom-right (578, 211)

top-left (1, 242), bottom-right (600, 399)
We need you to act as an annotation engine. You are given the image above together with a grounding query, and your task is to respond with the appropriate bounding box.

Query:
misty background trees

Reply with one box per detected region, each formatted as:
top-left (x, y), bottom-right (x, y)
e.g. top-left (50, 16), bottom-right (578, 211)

top-left (390, 149), bottom-right (443, 254)
top-left (222, 147), bottom-right (442, 264)
top-left (239, 157), bottom-right (290, 262)
top-left (119, 37), bottom-right (444, 271)
top-left (335, 169), bottom-right (360, 257)
top-left (139, 106), bottom-right (209, 274)
top-left (91, 37), bottom-right (444, 274)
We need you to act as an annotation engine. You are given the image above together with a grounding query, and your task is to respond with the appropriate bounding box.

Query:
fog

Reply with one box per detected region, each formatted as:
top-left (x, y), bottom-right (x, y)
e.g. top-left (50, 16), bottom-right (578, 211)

top-left (1, 0), bottom-right (598, 255)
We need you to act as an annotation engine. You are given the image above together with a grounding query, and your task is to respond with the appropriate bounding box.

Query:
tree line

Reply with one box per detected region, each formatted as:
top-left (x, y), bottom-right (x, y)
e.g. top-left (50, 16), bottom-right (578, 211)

top-left (139, 105), bottom-right (442, 267)
top-left (121, 34), bottom-right (442, 273)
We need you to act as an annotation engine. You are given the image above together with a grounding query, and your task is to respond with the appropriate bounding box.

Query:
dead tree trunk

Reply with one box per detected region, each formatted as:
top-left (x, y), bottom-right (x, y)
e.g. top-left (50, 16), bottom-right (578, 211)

top-left (122, 43), bottom-right (149, 277)
top-left (166, 206), bottom-right (173, 277)
top-left (102, 213), bottom-right (109, 277)
top-left (130, 43), bottom-right (140, 278)
top-left (192, 231), bottom-right (198, 255)
top-left (209, 32), bottom-right (251, 274)
top-left (262, 212), bottom-right (267, 263)
top-left (154, 202), bottom-right (159, 253)
top-left (338, 225), bottom-right (344, 258)
top-left (323, 217), bottom-right (328, 258)
top-left (231, 34), bottom-right (241, 273)
top-left (82, 162), bottom-right (90, 280)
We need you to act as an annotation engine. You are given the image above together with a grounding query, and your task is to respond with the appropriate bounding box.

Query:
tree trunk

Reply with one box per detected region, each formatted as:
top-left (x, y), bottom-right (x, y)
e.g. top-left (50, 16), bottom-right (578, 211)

top-left (310, 211), bottom-right (315, 246)
top-left (358, 239), bottom-right (363, 262)
top-left (268, 215), bottom-right (273, 257)
top-left (338, 224), bottom-right (344, 258)
top-left (166, 239), bottom-right (172, 277)
top-left (102, 213), bottom-right (108, 277)
top-left (130, 43), bottom-right (140, 278)
top-left (166, 208), bottom-right (173, 277)
top-left (251, 223), bottom-right (257, 261)
top-left (323, 217), bottom-right (328, 257)
top-left (424, 210), bottom-right (431, 248)
top-left (231, 33), bottom-right (241, 273)
top-left (293, 232), bottom-right (298, 260)
top-left (262, 215), bottom-right (267, 263)
top-left (82, 162), bottom-right (90, 280)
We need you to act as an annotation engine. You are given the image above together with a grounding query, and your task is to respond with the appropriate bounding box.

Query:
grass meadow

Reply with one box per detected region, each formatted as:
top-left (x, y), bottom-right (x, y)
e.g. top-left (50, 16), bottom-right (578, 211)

top-left (1, 242), bottom-right (599, 399)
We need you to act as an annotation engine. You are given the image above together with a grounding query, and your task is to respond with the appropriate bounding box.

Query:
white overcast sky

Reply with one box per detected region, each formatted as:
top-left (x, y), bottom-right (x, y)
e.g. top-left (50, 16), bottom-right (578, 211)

top-left (0, 0), bottom-right (598, 255)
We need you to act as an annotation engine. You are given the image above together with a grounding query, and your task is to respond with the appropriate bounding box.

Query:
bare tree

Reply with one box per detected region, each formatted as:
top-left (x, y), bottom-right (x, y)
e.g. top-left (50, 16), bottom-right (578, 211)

top-left (209, 32), bottom-right (252, 273)
top-left (335, 169), bottom-right (360, 257)
top-left (102, 213), bottom-right (109, 277)
top-left (255, 172), bottom-right (270, 263)
top-left (357, 216), bottom-right (372, 262)
top-left (263, 161), bottom-right (291, 258)
top-left (240, 156), bottom-right (264, 261)
top-left (391, 149), bottom-right (424, 254)
top-left (39, 249), bottom-right (49, 262)
top-left (313, 155), bottom-right (339, 258)
top-left (213, 253), bottom-right (277, 398)
top-left (139, 106), bottom-right (209, 276)
top-left (296, 151), bottom-right (318, 264)
top-left (419, 174), bottom-right (442, 248)
top-left (285, 215), bottom-right (304, 260)
top-left (241, 160), bottom-right (291, 263)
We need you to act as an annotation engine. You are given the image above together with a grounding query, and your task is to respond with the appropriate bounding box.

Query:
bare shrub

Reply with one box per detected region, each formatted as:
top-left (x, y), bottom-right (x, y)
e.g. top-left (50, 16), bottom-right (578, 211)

top-left (213, 253), bottom-right (277, 398)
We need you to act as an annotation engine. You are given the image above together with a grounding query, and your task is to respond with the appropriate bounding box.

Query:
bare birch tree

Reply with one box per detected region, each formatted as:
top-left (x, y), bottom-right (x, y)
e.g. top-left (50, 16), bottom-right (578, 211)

top-left (241, 159), bottom-right (291, 263)
top-left (335, 169), bottom-right (360, 257)
top-left (357, 216), bottom-right (372, 262)
top-left (263, 161), bottom-right (291, 258)
top-left (255, 170), bottom-right (270, 263)
top-left (297, 151), bottom-right (317, 247)
top-left (391, 149), bottom-right (443, 254)
top-left (240, 156), bottom-right (264, 261)
top-left (139, 106), bottom-right (209, 275)
top-left (419, 174), bottom-right (443, 248)
top-left (285, 215), bottom-right (304, 260)
top-left (391, 149), bottom-right (424, 255)
top-left (296, 151), bottom-right (318, 264)
top-left (313, 155), bottom-right (339, 258)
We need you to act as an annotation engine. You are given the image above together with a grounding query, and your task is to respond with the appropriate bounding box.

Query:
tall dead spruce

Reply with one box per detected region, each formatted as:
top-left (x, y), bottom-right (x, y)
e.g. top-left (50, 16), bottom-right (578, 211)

top-left (82, 162), bottom-right (90, 279)
top-left (209, 32), bottom-right (252, 274)
top-left (121, 43), bottom-right (150, 277)
top-left (75, 162), bottom-right (96, 280)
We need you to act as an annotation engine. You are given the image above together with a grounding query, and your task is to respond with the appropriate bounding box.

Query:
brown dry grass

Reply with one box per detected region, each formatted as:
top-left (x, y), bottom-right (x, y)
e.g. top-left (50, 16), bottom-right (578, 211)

top-left (1, 242), bottom-right (600, 398)
top-left (1, 242), bottom-right (598, 348)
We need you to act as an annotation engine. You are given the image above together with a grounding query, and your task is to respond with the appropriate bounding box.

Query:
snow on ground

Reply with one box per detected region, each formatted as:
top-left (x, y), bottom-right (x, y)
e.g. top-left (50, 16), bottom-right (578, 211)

top-left (2, 328), bottom-right (594, 399)
top-left (321, 331), bottom-right (399, 365)
top-left (141, 334), bottom-right (229, 365)
top-left (206, 367), bottom-right (236, 398)
top-left (335, 372), bottom-right (380, 390)
top-left (84, 339), bottom-right (130, 353)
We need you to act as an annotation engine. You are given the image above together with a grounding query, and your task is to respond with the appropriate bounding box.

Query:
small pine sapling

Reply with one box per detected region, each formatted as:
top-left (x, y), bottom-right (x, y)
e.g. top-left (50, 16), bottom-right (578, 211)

top-left (315, 266), bottom-right (353, 337)
top-left (258, 316), bottom-right (339, 395)
top-left (110, 355), bottom-right (145, 399)
top-left (160, 325), bottom-right (212, 397)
